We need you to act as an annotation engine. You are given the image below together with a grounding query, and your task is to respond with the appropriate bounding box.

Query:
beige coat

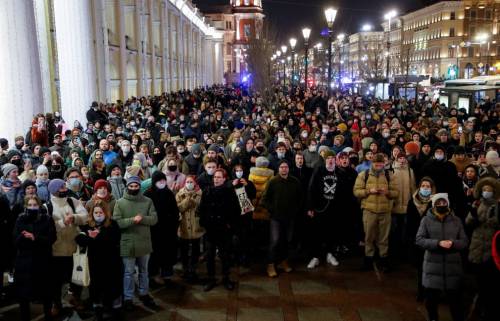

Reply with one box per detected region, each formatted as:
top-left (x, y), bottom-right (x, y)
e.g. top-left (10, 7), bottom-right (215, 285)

top-left (391, 164), bottom-right (416, 214)
top-left (248, 166), bottom-right (274, 220)
top-left (50, 195), bottom-right (88, 257)
top-left (353, 168), bottom-right (399, 214)
top-left (176, 187), bottom-right (205, 239)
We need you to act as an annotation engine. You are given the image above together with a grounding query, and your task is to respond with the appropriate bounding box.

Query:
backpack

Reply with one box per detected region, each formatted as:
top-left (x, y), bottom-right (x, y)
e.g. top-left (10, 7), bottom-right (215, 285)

top-left (45, 197), bottom-right (76, 217)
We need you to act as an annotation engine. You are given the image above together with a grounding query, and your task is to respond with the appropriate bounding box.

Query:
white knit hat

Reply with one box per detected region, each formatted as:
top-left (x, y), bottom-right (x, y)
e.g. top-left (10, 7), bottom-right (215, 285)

top-left (36, 164), bottom-right (49, 175)
top-left (431, 193), bottom-right (449, 208)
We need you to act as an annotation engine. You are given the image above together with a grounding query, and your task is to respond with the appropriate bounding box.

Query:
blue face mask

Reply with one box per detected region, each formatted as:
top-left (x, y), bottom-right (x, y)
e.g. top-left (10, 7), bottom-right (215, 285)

top-left (419, 188), bottom-right (432, 197)
top-left (93, 214), bottom-right (105, 224)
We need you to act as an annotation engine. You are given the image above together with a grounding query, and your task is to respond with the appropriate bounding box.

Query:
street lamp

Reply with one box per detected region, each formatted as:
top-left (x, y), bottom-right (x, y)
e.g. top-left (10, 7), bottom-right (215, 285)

top-left (289, 38), bottom-right (297, 85)
top-left (324, 7), bottom-right (338, 95)
top-left (302, 27), bottom-right (311, 89)
top-left (281, 58), bottom-right (286, 87)
top-left (384, 10), bottom-right (397, 98)
top-left (281, 46), bottom-right (288, 86)
top-left (361, 24), bottom-right (372, 32)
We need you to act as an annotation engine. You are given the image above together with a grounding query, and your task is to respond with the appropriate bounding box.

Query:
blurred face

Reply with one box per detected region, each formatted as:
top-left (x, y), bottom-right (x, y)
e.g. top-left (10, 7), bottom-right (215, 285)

top-left (325, 156), bottom-right (335, 168)
top-left (205, 162), bottom-right (217, 173)
top-left (420, 181), bottom-right (431, 190)
top-left (422, 145), bottom-right (431, 154)
top-left (338, 155), bottom-right (349, 168)
top-left (99, 139), bottom-right (109, 151)
top-left (435, 199), bottom-right (448, 208)
top-left (27, 199), bottom-right (39, 210)
top-left (93, 206), bottom-right (105, 220)
top-left (373, 161), bottom-right (385, 171)
top-left (8, 168), bottom-right (19, 180)
top-left (111, 167), bottom-right (121, 177)
top-left (295, 154), bottom-right (304, 167)
top-left (277, 146), bottom-right (286, 154)
top-left (365, 151), bottom-right (374, 161)
top-left (127, 182), bottom-right (140, 191)
top-left (278, 162), bottom-right (289, 177)
top-left (37, 171), bottom-right (49, 180)
top-left (397, 156), bottom-right (407, 165)
top-left (213, 171), bottom-right (225, 187)
top-left (25, 185), bottom-right (36, 195)
top-left (95, 151), bottom-right (103, 159)
top-left (207, 150), bottom-right (217, 158)
top-left (455, 153), bottom-right (465, 161)
top-left (465, 167), bottom-right (476, 179)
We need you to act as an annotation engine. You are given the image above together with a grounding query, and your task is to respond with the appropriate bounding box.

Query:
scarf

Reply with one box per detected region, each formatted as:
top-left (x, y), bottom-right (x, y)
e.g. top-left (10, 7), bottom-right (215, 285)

top-left (412, 191), bottom-right (431, 216)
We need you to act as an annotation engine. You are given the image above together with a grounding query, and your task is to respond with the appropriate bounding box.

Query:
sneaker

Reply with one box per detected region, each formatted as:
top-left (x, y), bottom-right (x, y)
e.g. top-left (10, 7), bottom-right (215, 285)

top-left (267, 264), bottom-right (277, 278)
top-left (326, 253), bottom-right (339, 266)
top-left (122, 300), bottom-right (135, 311)
top-left (7, 273), bottom-right (14, 284)
top-left (307, 257), bottom-right (320, 269)
top-left (139, 295), bottom-right (158, 309)
top-left (203, 279), bottom-right (217, 292)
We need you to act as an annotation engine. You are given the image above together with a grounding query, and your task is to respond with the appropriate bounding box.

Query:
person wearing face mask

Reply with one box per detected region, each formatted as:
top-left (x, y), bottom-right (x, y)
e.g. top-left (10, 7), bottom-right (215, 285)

top-left (35, 165), bottom-right (50, 203)
top-left (416, 193), bottom-right (468, 321)
top-left (75, 201), bottom-right (122, 321)
top-left (64, 167), bottom-right (93, 202)
top-left (163, 159), bottom-right (186, 195)
top-left (181, 143), bottom-right (204, 176)
top-left (144, 171), bottom-right (179, 285)
top-left (47, 178), bottom-right (88, 316)
top-left (116, 139), bottom-right (134, 170)
top-left (231, 164), bottom-right (257, 266)
top-left (268, 142), bottom-right (293, 173)
top-left (1, 163), bottom-right (23, 209)
top-left (107, 164), bottom-right (126, 200)
top-left (196, 158), bottom-right (218, 191)
top-left (303, 139), bottom-right (320, 169)
top-left (13, 195), bottom-right (56, 321)
top-left (85, 179), bottom-right (116, 216)
top-left (422, 145), bottom-right (466, 220)
top-left (176, 176), bottom-right (204, 281)
top-left (465, 177), bottom-right (500, 321)
top-left (113, 176), bottom-right (158, 310)
top-left (406, 177), bottom-right (436, 302)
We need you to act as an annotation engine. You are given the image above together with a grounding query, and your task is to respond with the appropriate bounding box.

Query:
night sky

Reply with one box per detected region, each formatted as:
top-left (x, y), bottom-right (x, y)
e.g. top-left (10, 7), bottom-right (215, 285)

top-left (194, 0), bottom-right (426, 46)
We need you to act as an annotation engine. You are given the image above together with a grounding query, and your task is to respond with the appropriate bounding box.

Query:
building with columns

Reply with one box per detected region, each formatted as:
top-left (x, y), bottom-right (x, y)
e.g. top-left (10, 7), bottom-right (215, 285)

top-left (0, 0), bottom-right (224, 144)
top-left (201, 0), bottom-right (264, 83)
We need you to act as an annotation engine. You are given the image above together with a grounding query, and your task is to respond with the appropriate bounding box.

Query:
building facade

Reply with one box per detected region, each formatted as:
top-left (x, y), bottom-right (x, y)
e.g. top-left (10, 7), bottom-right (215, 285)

top-left (0, 0), bottom-right (224, 143)
top-left (348, 31), bottom-right (386, 81)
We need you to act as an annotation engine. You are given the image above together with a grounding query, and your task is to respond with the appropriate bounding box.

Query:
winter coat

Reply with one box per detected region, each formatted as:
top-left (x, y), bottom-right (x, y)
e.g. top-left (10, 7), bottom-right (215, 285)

top-left (113, 191), bottom-right (158, 257)
top-left (303, 150), bottom-right (320, 169)
top-left (353, 168), bottom-right (398, 214)
top-left (144, 184), bottom-right (179, 256)
top-left (0, 194), bottom-right (13, 271)
top-left (416, 210), bottom-right (469, 290)
top-left (406, 192), bottom-right (433, 266)
top-left (248, 166), bottom-right (274, 220)
top-left (0, 178), bottom-right (23, 209)
top-left (261, 175), bottom-right (303, 221)
top-left (199, 185), bottom-right (240, 237)
top-left (13, 210), bottom-right (56, 300)
top-left (107, 176), bottom-right (126, 201)
top-left (176, 187), bottom-right (204, 239)
top-left (50, 195), bottom-right (88, 257)
top-left (75, 221), bottom-right (122, 302)
top-left (391, 164), bottom-right (416, 214)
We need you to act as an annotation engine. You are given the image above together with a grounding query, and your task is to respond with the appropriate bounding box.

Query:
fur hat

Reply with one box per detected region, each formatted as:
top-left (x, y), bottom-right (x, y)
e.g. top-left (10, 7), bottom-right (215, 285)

top-left (473, 176), bottom-right (500, 200)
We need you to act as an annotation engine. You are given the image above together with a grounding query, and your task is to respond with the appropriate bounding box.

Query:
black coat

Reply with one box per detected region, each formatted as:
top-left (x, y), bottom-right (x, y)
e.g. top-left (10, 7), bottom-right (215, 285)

top-left (75, 221), bottom-right (122, 302)
top-left (13, 210), bottom-right (56, 300)
top-left (406, 194), bottom-right (433, 266)
top-left (199, 185), bottom-right (240, 238)
top-left (144, 186), bottom-right (179, 257)
top-left (0, 194), bottom-right (13, 270)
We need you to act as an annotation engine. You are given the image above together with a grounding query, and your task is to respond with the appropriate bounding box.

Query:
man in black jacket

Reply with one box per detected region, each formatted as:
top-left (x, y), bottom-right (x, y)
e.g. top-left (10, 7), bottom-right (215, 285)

top-left (199, 168), bottom-right (240, 292)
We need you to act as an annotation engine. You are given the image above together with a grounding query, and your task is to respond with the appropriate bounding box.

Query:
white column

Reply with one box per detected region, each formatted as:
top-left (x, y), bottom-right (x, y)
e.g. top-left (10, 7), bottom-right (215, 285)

top-left (135, 0), bottom-right (145, 96)
top-left (91, 0), bottom-right (110, 103)
top-left (53, 0), bottom-right (98, 125)
top-left (118, 1), bottom-right (128, 99)
top-left (160, 0), bottom-right (168, 93)
top-left (0, 0), bottom-right (44, 144)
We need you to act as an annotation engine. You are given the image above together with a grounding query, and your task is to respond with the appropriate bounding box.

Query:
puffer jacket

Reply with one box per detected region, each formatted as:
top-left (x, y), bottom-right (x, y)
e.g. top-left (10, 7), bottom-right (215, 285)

top-left (50, 195), bottom-right (88, 257)
top-left (391, 163), bottom-right (416, 214)
top-left (353, 168), bottom-right (398, 214)
top-left (416, 210), bottom-right (469, 290)
top-left (176, 187), bottom-right (204, 239)
top-left (107, 176), bottom-right (126, 200)
top-left (248, 166), bottom-right (274, 220)
top-left (113, 190), bottom-right (158, 257)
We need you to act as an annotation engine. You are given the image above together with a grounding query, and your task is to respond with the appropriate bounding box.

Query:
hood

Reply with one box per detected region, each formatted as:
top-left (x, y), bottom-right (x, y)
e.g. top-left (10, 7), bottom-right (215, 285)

top-left (474, 176), bottom-right (500, 200)
top-left (151, 171), bottom-right (167, 186)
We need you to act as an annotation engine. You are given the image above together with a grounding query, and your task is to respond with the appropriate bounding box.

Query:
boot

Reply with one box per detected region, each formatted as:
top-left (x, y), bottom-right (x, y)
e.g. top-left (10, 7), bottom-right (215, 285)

top-left (378, 257), bottom-right (391, 273)
top-left (360, 256), bottom-right (374, 271)
top-left (277, 260), bottom-right (292, 273)
top-left (267, 264), bottom-right (277, 278)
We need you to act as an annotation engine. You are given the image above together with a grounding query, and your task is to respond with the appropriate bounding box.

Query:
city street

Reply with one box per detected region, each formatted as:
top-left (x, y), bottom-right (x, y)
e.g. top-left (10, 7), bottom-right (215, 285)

top-left (0, 257), bottom-right (478, 321)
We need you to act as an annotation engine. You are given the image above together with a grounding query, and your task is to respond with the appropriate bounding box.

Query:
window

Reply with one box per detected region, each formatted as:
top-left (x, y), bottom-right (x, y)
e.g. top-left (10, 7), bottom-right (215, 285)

top-left (486, 10), bottom-right (492, 20)
top-left (470, 9), bottom-right (476, 19)
top-left (450, 12), bottom-right (455, 20)
top-left (450, 28), bottom-right (455, 37)
top-left (227, 61), bottom-right (232, 72)
top-left (226, 43), bottom-right (232, 55)
top-left (470, 26), bottom-right (475, 36)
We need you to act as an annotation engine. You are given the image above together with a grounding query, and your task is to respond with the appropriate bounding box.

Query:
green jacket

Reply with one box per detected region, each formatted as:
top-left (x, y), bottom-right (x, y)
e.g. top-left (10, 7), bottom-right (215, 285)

top-left (113, 191), bottom-right (158, 257)
top-left (261, 175), bottom-right (303, 220)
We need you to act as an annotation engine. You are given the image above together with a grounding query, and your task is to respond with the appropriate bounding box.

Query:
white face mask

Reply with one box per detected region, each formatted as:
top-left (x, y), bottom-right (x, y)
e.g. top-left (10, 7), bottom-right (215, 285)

top-left (93, 214), bottom-right (105, 224)
top-left (235, 171), bottom-right (244, 179)
top-left (309, 145), bottom-right (317, 152)
top-left (301, 132), bottom-right (308, 138)
top-left (322, 128), bottom-right (329, 134)
top-left (96, 190), bottom-right (107, 198)
top-left (206, 168), bottom-right (215, 176)
top-left (185, 182), bottom-right (195, 190)
top-left (122, 146), bottom-right (130, 153)
top-left (382, 132), bottom-right (390, 138)
top-left (155, 181), bottom-right (167, 189)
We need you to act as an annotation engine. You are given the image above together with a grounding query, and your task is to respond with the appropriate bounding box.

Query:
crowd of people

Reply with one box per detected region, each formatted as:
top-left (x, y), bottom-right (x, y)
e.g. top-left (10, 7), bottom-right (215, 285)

top-left (0, 84), bottom-right (499, 321)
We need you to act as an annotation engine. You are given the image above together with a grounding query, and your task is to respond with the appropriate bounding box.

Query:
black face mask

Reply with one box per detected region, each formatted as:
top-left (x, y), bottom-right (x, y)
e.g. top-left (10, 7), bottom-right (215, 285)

top-left (57, 191), bottom-right (68, 198)
top-left (435, 206), bottom-right (448, 214)
top-left (127, 188), bottom-right (139, 196)
top-left (168, 165), bottom-right (177, 172)
top-left (52, 165), bottom-right (62, 171)
top-left (26, 208), bottom-right (39, 218)
top-left (11, 159), bottom-right (22, 167)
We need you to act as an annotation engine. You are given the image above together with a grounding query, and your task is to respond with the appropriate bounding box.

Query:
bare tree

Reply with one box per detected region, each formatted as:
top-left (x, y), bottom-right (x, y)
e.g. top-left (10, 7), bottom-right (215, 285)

top-left (358, 47), bottom-right (386, 84)
top-left (246, 21), bottom-right (278, 106)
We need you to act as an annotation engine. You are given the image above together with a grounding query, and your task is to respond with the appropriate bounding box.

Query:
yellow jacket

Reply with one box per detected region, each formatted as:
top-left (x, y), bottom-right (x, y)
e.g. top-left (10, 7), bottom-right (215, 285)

top-left (353, 168), bottom-right (398, 214)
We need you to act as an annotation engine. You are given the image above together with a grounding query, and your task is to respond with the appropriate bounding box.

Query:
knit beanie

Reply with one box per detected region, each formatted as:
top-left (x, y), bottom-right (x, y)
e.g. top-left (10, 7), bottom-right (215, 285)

top-left (48, 179), bottom-right (66, 195)
top-left (36, 164), bottom-right (49, 175)
top-left (94, 179), bottom-right (110, 192)
top-left (126, 175), bottom-right (141, 186)
top-left (255, 156), bottom-right (270, 168)
top-left (404, 142), bottom-right (420, 156)
top-left (318, 145), bottom-right (330, 155)
top-left (485, 150), bottom-right (499, 166)
top-left (2, 163), bottom-right (18, 177)
top-left (22, 180), bottom-right (37, 191)
top-left (431, 193), bottom-right (449, 208)
top-left (6, 149), bottom-right (21, 161)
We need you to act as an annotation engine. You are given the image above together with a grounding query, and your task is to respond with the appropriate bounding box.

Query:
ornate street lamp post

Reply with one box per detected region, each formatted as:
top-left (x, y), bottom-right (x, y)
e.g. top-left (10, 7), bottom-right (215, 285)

top-left (302, 27), bottom-right (311, 89)
top-left (325, 7), bottom-right (338, 96)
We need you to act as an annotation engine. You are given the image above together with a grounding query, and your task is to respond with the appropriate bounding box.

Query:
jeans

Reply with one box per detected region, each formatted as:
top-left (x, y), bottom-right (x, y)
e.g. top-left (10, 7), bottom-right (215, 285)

top-left (268, 219), bottom-right (294, 264)
top-left (122, 255), bottom-right (150, 301)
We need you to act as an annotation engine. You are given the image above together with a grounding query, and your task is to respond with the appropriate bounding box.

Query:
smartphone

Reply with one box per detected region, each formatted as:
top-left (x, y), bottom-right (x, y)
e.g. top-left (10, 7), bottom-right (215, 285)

top-left (458, 126), bottom-right (463, 133)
